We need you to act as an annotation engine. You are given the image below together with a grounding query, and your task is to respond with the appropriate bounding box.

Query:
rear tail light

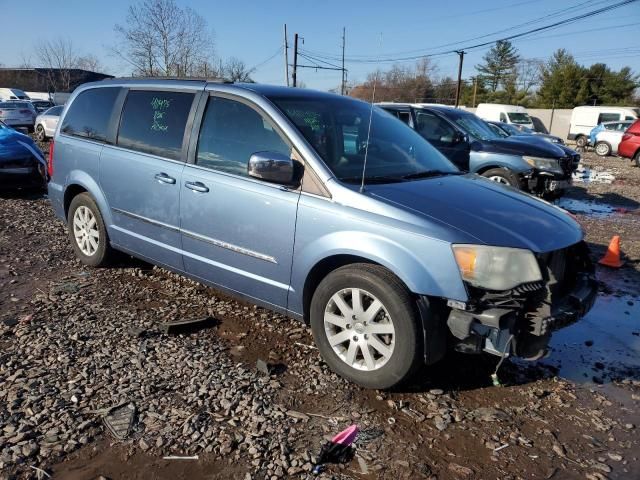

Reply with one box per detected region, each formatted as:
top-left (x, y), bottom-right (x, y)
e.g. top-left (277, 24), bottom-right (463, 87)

top-left (47, 140), bottom-right (55, 178)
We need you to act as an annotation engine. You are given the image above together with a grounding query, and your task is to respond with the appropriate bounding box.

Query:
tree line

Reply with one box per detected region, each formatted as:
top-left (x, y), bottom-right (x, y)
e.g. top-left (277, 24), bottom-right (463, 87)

top-left (350, 40), bottom-right (639, 108)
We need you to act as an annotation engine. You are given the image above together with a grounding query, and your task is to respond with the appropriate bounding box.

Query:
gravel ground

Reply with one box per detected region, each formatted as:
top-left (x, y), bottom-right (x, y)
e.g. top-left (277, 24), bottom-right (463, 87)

top-left (1, 147), bottom-right (639, 479)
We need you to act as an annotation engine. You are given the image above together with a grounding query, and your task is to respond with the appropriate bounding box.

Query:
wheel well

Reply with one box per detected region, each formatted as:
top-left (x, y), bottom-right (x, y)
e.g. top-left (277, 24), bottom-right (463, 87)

top-left (63, 184), bottom-right (87, 220)
top-left (302, 255), bottom-right (380, 324)
top-left (476, 165), bottom-right (507, 175)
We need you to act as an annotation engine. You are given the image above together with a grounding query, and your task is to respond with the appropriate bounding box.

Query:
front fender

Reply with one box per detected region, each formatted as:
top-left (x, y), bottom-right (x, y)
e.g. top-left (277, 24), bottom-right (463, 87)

top-left (63, 170), bottom-right (113, 227)
top-left (289, 226), bottom-right (467, 316)
top-left (470, 151), bottom-right (531, 174)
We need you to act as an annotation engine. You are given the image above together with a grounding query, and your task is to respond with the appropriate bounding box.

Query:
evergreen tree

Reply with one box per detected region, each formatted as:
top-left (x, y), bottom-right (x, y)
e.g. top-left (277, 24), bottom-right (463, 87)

top-left (475, 40), bottom-right (520, 92)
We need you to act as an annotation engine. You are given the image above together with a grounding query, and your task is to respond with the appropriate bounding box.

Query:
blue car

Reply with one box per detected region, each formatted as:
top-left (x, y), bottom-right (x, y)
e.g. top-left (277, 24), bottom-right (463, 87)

top-left (48, 79), bottom-right (597, 389)
top-left (0, 120), bottom-right (46, 190)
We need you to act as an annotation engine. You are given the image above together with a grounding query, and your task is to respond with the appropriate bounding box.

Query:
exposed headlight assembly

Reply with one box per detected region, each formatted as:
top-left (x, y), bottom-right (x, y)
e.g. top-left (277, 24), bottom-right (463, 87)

top-left (522, 156), bottom-right (562, 174)
top-left (452, 244), bottom-right (542, 291)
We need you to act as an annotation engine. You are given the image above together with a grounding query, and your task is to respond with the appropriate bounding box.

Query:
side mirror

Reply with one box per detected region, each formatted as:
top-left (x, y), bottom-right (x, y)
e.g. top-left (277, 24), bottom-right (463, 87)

top-left (453, 131), bottom-right (468, 144)
top-left (248, 151), bottom-right (295, 185)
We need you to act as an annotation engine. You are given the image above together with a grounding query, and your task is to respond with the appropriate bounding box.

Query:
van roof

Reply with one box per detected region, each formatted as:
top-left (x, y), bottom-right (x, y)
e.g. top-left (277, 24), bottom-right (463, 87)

top-left (476, 103), bottom-right (527, 110)
top-left (83, 77), bottom-right (348, 102)
top-left (572, 105), bottom-right (638, 111)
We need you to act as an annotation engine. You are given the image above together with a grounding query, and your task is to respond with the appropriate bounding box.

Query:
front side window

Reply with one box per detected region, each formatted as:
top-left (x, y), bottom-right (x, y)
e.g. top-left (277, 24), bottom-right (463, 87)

top-left (117, 90), bottom-right (194, 160)
top-left (196, 96), bottom-right (291, 177)
top-left (269, 95), bottom-right (457, 183)
top-left (415, 111), bottom-right (455, 143)
top-left (61, 87), bottom-right (120, 142)
top-left (598, 113), bottom-right (620, 124)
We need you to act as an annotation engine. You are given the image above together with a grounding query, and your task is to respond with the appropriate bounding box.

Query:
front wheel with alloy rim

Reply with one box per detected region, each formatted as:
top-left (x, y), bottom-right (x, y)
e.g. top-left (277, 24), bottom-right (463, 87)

top-left (594, 141), bottom-right (611, 157)
top-left (35, 124), bottom-right (46, 142)
top-left (481, 167), bottom-right (519, 187)
top-left (310, 264), bottom-right (422, 389)
top-left (68, 193), bottom-right (114, 267)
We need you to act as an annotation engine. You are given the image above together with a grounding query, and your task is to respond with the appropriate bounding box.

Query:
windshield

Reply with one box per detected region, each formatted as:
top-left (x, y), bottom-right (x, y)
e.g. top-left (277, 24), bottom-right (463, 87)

top-left (45, 106), bottom-right (63, 116)
top-left (450, 112), bottom-right (502, 141)
top-left (499, 123), bottom-right (522, 136)
top-left (507, 112), bottom-right (532, 124)
top-left (268, 95), bottom-right (457, 183)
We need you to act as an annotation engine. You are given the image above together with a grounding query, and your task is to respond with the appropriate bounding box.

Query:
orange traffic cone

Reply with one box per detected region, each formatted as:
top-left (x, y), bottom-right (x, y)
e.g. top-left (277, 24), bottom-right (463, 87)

top-left (598, 236), bottom-right (624, 268)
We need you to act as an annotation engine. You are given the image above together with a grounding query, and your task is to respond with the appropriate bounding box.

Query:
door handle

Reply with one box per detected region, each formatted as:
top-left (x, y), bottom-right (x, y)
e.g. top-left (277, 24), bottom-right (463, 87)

top-left (155, 173), bottom-right (176, 184)
top-left (185, 181), bottom-right (209, 193)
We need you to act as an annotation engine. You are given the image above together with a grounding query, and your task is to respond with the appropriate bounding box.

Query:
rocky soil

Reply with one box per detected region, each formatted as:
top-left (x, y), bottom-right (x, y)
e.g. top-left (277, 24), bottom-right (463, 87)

top-left (1, 148), bottom-right (639, 479)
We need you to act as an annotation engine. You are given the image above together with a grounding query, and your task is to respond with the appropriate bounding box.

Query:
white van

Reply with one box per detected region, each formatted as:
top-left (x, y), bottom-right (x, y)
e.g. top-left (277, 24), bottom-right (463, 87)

top-left (569, 106), bottom-right (639, 147)
top-left (475, 104), bottom-right (534, 130)
top-left (0, 88), bottom-right (31, 101)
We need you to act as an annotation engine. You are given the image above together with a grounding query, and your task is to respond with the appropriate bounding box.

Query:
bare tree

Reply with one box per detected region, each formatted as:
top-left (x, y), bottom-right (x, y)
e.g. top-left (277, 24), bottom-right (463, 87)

top-left (76, 54), bottom-right (103, 73)
top-left (223, 57), bottom-right (254, 82)
top-left (517, 59), bottom-right (544, 95)
top-left (35, 37), bottom-right (79, 91)
top-left (113, 0), bottom-right (215, 77)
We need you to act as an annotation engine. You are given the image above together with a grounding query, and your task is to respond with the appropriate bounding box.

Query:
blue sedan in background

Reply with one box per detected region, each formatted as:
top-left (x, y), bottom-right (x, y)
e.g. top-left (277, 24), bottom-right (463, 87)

top-left (0, 120), bottom-right (47, 190)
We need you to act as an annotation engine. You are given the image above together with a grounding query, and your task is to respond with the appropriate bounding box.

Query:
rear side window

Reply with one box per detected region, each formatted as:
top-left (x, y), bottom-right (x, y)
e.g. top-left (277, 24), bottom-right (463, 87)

top-left (61, 87), bottom-right (120, 142)
top-left (117, 90), bottom-right (194, 160)
top-left (598, 113), bottom-right (620, 123)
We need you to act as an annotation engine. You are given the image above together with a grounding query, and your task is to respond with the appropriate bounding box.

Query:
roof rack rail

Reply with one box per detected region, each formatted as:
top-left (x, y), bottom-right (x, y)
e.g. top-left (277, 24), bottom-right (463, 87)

top-left (105, 76), bottom-right (233, 84)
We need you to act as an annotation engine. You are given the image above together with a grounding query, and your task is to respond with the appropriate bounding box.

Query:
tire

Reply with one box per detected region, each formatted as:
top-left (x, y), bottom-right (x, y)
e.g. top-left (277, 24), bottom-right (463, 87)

top-left (635, 150), bottom-right (640, 168)
top-left (575, 136), bottom-right (587, 148)
top-left (481, 168), bottom-right (519, 188)
top-left (310, 263), bottom-right (422, 389)
top-left (67, 193), bottom-right (113, 267)
top-left (594, 141), bottom-right (611, 157)
top-left (35, 124), bottom-right (46, 142)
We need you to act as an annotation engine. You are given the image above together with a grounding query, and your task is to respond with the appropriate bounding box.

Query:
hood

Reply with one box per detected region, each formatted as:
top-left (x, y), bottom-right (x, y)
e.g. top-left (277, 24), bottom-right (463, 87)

top-left (367, 174), bottom-right (582, 253)
top-left (472, 137), bottom-right (565, 158)
top-left (0, 127), bottom-right (45, 166)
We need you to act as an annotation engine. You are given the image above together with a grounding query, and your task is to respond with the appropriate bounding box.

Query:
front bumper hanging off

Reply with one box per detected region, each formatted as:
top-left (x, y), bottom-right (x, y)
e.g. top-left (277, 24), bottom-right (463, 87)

top-left (446, 242), bottom-right (597, 360)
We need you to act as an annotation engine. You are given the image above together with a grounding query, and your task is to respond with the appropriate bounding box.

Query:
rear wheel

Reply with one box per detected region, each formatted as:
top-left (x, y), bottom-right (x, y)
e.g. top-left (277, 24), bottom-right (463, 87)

top-left (575, 135), bottom-right (587, 148)
top-left (594, 141), bottom-right (611, 157)
top-left (310, 264), bottom-right (422, 389)
top-left (67, 193), bottom-right (113, 267)
top-left (35, 124), bottom-right (46, 142)
top-left (481, 168), bottom-right (519, 188)
top-left (635, 150), bottom-right (640, 168)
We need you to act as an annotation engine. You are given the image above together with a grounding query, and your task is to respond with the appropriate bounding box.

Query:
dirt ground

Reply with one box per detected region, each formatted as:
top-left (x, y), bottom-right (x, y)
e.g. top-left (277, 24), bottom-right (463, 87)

top-left (1, 148), bottom-right (639, 480)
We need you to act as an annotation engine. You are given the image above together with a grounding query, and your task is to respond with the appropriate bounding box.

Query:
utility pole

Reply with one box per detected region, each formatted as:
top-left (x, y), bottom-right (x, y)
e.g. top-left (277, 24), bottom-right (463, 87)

top-left (472, 76), bottom-right (478, 108)
top-left (454, 50), bottom-right (465, 107)
top-left (549, 98), bottom-right (556, 133)
top-left (283, 24), bottom-right (289, 86)
top-left (341, 27), bottom-right (346, 95)
top-left (292, 33), bottom-right (299, 88)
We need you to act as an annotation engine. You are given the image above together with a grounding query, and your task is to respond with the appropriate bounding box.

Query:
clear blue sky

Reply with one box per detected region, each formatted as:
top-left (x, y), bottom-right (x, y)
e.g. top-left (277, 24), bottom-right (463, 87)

top-left (1, 0), bottom-right (639, 90)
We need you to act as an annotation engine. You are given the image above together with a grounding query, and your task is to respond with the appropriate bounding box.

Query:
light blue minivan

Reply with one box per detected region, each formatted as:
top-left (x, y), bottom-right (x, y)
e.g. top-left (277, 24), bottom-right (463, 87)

top-left (48, 79), bottom-right (597, 388)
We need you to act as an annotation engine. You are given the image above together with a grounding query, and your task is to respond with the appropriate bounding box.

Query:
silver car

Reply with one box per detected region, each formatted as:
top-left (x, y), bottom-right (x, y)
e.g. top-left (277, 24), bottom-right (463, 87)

top-left (35, 105), bottom-right (64, 141)
top-left (0, 101), bottom-right (36, 131)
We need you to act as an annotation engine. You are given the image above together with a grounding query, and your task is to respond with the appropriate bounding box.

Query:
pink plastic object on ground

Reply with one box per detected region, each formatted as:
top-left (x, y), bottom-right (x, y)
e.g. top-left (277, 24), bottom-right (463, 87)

top-left (331, 424), bottom-right (359, 446)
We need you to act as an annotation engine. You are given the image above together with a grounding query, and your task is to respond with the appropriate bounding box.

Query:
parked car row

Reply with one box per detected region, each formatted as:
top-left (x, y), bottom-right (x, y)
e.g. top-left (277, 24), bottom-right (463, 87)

top-left (379, 103), bottom-right (579, 199)
top-left (45, 79), bottom-right (597, 389)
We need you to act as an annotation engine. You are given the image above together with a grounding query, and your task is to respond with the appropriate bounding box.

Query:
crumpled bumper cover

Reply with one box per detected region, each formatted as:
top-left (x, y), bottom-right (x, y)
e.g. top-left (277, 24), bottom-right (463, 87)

top-left (530, 273), bottom-right (598, 336)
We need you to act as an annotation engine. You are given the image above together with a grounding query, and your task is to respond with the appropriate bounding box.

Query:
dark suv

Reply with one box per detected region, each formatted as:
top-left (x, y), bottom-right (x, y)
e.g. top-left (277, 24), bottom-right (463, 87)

top-left (379, 103), bottom-right (579, 198)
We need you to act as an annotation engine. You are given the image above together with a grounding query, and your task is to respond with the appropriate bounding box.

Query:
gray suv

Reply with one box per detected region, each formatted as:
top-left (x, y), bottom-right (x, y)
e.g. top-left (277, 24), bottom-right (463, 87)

top-left (48, 79), bottom-right (596, 389)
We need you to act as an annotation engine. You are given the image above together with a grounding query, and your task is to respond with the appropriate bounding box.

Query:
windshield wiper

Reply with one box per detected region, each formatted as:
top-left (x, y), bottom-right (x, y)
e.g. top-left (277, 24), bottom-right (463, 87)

top-left (402, 170), bottom-right (463, 180)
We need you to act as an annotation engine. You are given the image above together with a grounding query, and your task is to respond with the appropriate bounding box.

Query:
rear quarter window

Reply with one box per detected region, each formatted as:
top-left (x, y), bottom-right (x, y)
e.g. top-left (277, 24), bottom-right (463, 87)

top-left (117, 90), bottom-right (195, 161)
top-left (61, 87), bottom-right (121, 142)
top-left (598, 113), bottom-right (621, 124)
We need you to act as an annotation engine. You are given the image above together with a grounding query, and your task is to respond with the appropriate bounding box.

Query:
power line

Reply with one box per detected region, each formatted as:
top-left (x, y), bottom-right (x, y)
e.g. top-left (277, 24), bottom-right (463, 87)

top-left (303, 0), bottom-right (637, 64)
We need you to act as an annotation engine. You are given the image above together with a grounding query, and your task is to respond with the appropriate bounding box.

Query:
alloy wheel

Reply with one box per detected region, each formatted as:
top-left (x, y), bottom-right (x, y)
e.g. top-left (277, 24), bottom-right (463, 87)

top-left (323, 288), bottom-right (395, 371)
top-left (72, 206), bottom-right (99, 256)
top-left (488, 175), bottom-right (510, 184)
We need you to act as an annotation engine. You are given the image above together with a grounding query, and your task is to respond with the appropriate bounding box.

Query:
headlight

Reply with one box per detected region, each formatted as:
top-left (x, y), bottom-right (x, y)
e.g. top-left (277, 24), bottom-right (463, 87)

top-left (452, 244), bottom-right (542, 291)
top-left (522, 156), bottom-right (562, 174)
